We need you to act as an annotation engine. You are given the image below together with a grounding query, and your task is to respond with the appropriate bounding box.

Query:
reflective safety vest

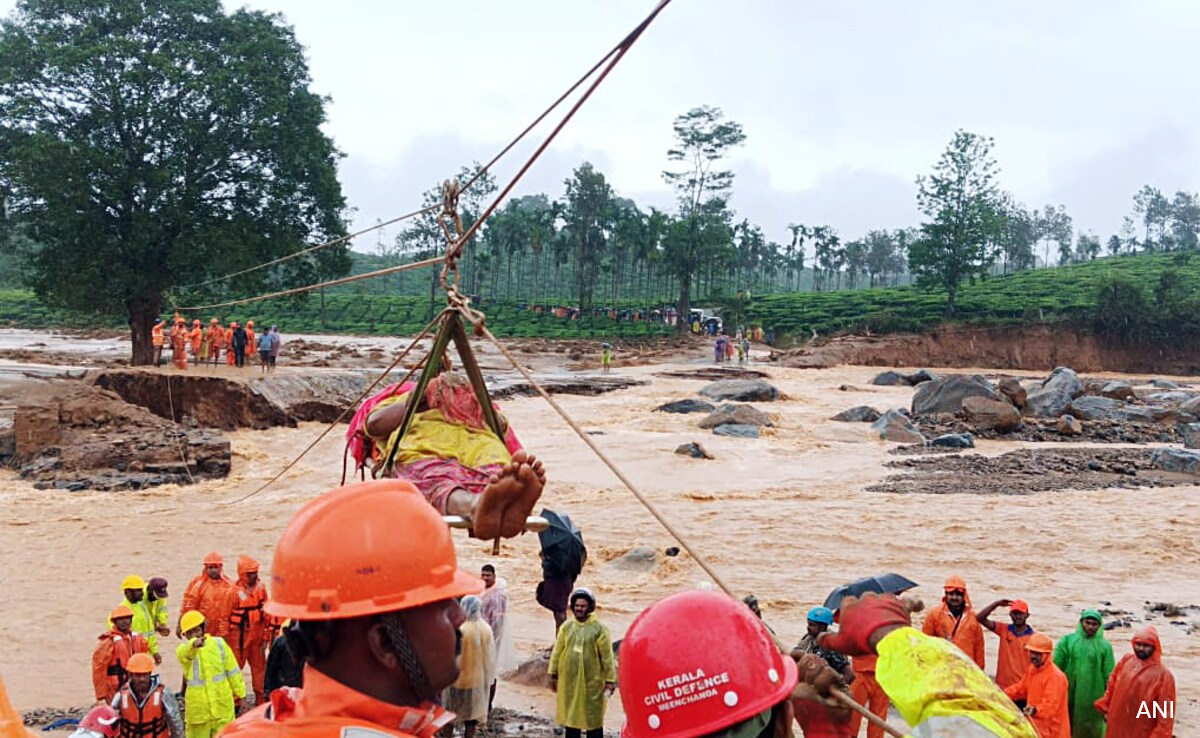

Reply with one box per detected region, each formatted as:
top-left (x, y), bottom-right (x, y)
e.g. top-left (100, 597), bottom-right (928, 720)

top-left (177, 636), bottom-right (245, 724)
top-left (115, 685), bottom-right (169, 738)
top-left (229, 584), bottom-right (267, 653)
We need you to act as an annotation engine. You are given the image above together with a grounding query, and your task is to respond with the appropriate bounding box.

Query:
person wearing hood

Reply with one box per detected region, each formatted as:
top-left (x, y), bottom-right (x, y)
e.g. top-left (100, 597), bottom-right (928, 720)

top-left (151, 320), bottom-right (165, 367)
top-left (922, 575), bottom-right (985, 669)
top-left (227, 556), bottom-right (269, 704)
top-left (445, 596), bottom-right (495, 738)
top-left (1094, 626), bottom-right (1175, 738)
top-left (145, 578), bottom-right (172, 643)
top-left (225, 322), bottom-right (239, 366)
top-left (1053, 609), bottom-right (1114, 738)
top-left (204, 320), bottom-right (224, 366)
top-left (111, 653), bottom-right (183, 738)
top-left (169, 318), bottom-right (189, 370)
top-left (479, 565), bottom-right (515, 718)
top-left (548, 588), bottom-right (616, 738)
top-left (94, 605), bottom-right (150, 704)
top-left (179, 553), bottom-right (235, 640)
top-left (189, 320), bottom-right (203, 359)
top-left (1003, 634), bottom-right (1069, 737)
top-left (245, 321), bottom-right (257, 356)
top-left (977, 598), bottom-right (1036, 690)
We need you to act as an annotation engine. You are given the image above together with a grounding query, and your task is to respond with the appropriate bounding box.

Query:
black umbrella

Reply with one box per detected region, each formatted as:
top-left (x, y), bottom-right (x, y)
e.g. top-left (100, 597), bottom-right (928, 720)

top-left (538, 508), bottom-right (587, 579)
top-left (823, 573), bottom-right (918, 611)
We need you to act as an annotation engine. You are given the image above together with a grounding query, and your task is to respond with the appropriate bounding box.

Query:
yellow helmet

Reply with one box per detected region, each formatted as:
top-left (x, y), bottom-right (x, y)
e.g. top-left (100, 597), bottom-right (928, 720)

top-left (121, 575), bottom-right (146, 590)
top-left (180, 610), bottom-right (206, 633)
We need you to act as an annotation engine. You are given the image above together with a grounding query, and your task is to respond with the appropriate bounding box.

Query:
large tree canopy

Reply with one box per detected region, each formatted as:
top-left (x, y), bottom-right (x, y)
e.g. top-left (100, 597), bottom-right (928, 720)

top-left (0, 0), bottom-right (348, 363)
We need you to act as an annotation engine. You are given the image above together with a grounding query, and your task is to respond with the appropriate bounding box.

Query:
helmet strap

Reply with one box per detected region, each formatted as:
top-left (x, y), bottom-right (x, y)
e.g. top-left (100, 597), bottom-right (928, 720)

top-left (380, 612), bottom-right (435, 700)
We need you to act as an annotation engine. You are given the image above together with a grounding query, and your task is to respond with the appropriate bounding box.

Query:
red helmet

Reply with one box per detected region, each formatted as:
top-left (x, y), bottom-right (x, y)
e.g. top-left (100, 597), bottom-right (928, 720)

top-left (78, 706), bottom-right (119, 738)
top-left (619, 591), bottom-right (796, 738)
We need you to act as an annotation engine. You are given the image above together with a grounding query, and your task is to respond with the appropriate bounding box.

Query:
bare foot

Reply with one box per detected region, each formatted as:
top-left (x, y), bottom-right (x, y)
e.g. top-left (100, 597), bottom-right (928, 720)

top-left (498, 451), bottom-right (546, 538)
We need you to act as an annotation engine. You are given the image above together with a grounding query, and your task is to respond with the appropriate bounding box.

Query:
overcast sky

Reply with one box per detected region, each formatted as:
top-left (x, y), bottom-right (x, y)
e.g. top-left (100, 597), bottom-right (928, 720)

top-left (5, 0), bottom-right (1200, 252)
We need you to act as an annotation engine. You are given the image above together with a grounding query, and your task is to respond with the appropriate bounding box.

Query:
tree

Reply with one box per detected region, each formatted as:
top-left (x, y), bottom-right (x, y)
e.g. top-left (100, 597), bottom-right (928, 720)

top-left (995, 197), bottom-right (1036, 274)
top-left (1034, 204), bottom-right (1073, 266)
top-left (662, 106), bottom-right (745, 331)
top-left (1074, 232), bottom-right (1102, 262)
top-left (1169, 191), bottom-right (1200, 250)
top-left (561, 162), bottom-right (613, 314)
top-left (1133, 185), bottom-right (1170, 249)
top-left (908, 130), bottom-right (1004, 316)
top-left (0, 0), bottom-right (349, 364)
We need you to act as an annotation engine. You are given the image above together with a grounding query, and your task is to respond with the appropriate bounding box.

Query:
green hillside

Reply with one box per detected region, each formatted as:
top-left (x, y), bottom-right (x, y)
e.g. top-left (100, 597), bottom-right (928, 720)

top-left (747, 252), bottom-right (1200, 341)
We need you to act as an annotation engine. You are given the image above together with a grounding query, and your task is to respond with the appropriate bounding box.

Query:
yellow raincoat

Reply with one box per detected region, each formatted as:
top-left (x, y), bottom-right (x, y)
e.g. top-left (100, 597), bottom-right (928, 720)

top-left (372, 395), bottom-right (510, 468)
top-left (548, 614), bottom-right (616, 731)
top-left (146, 591), bottom-right (169, 633)
top-left (876, 627), bottom-right (1037, 738)
top-left (109, 598), bottom-right (159, 657)
top-left (176, 636), bottom-right (245, 737)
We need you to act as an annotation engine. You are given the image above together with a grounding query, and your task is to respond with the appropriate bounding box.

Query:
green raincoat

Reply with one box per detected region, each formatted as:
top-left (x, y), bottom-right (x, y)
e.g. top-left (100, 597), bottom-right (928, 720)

top-left (1052, 609), bottom-right (1115, 738)
top-left (548, 613), bottom-right (616, 730)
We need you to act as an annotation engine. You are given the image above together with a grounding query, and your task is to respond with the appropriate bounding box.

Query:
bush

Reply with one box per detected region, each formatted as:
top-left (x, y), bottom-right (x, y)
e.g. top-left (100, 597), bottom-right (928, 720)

top-left (1092, 275), bottom-right (1149, 343)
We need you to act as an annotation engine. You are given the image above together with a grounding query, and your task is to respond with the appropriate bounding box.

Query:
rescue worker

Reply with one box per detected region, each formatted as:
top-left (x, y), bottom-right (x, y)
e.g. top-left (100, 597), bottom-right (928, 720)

top-left (1052, 609), bottom-right (1113, 738)
top-left (70, 707), bottom-right (120, 738)
top-left (177, 610), bottom-right (245, 738)
top-left (225, 322), bottom-right (238, 366)
top-left (922, 575), bottom-right (986, 669)
top-left (221, 480), bottom-right (484, 738)
top-left (790, 605), bottom-right (855, 737)
top-left (227, 555), bottom-right (269, 704)
top-left (151, 320), bottom-right (165, 367)
top-left (1002, 634), bottom-right (1070, 738)
top-left (93, 605), bottom-right (149, 704)
top-left (548, 588), bottom-right (616, 738)
top-left (618, 590), bottom-right (800, 738)
top-left (113, 576), bottom-right (161, 665)
top-left (978, 598), bottom-right (1036, 691)
top-left (1094, 626), bottom-right (1175, 738)
top-left (806, 592), bottom-right (1037, 737)
top-left (847, 647), bottom-right (889, 738)
top-left (145, 578), bottom-right (172, 642)
top-left (189, 320), bottom-right (203, 360)
top-left (245, 321), bottom-right (257, 356)
top-left (205, 319), bottom-right (224, 367)
top-left (111, 653), bottom-right (183, 738)
top-left (1, 672), bottom-right (39, 738)
top-left (262, 620), bottom-right (303, 695)
top-left (170, 318), bottom-right (188, 370)
top-left (179, 553), bottom-right (235, 641)
top-left (229, 322), bottom-right (247, 368)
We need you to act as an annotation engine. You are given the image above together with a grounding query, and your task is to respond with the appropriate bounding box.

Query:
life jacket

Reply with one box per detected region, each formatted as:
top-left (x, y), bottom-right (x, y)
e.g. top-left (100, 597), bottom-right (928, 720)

top-left (115, 683), bottom-right (169, 738)
top-left (229, 584), bottom-right (267, 650)
top-left (151, 324), bottom-right (164, 347)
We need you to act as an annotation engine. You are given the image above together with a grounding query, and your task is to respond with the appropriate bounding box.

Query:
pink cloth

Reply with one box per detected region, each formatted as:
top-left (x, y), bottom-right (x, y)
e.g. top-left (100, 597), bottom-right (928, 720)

top-left (394, 458), bottom-right (506, 514)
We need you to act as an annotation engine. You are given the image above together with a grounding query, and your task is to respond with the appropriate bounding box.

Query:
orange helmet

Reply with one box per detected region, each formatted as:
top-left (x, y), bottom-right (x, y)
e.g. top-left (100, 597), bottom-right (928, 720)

top-left (247, 320), bottom-right (254, 327)
top-left (230, 321), bottom-right (238, 327)
top-left (203, 551), bottom-right (223, 566)
top-left (210, 318), bottom-right (218, 324)
top-left (1026, 634), bottom-right (1054, 653)
top-left (619, 591), bottom-right (796, 738)
top-left (126, 653), bottom-right (155, 674)
top-left (238, 555), bottom-right (259, 577)
top-left (192, 319), bottom-right (201, 326)
top-left (110, 605), bottom-right (134, 621)
top-left (266, 480), bottom-right (481, 621)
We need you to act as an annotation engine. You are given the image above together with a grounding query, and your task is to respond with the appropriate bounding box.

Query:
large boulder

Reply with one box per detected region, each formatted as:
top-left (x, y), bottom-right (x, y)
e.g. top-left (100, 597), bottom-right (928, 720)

top-left (1116, 406), bottom-right (1173, 423)
top-left (903, 369), bottom-right (940, 386)
top-left (1068, 396), bottom-right (1123, 421)
top-left (712, 424), bottom-right (761, 438)
top-left (1180, 423), bottom-right (1200, 450)
top-left (699, 379), bottom-right (779, 403)
top-left (1100, 381), bottom-right (1135, 401)
top-left (1179, 396), bottom-right (1200, 422)
top-left (1042, 367), bottom-right (1085, 399)
top-left (674, 442), bottom-right (714, 459)
top-left (1150, 448), bottom-right (1200, 474)
top-left (997, 377), bottom-right (1027, 409)
top-left (1057, 415), bottom-right (1083, 436)
top-left (871, 410), bottom-right (925, 444)
top-left (831, 406), bottom-right (881, 423)
top-left (607, 546), bottom-right (658, 572)
top-left (699, 404), bottom-right (773, 429)
top-left (931, 432), bottom-right (974, 449)
top-left (655, 399), bottom-right (716, 414)
top-left (870, 371), bottom-right (905, 386)
top-left (962, 396), bottom-right (1023, 432)
top-left (911, 375), bottom-right (998, 416)
top-left (1146, 391), bottom-right (1193, 406)
top-left (1150, 378), bottom-right (1181, 389)
top-left (1025, 388), bottom-right (1073, 418)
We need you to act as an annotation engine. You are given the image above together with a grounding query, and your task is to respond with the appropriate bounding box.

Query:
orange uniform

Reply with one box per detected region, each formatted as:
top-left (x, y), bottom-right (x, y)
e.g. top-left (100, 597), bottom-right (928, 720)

top-left (246, 321), bottom-right (257, 355)
top-left (226, 325), bottom-right (237, 366)
top-left (169, 320), bottom-right (188, 370)
top-left (223, 666), bottom-right (453, 738)
top-left (847, 654), bottom-right (889, 738)
top-left (1004, 645), bottom-right (1070, 738)
top-left (92, 628), bottom-right (149, 703)
top-left (181, 557), bottom-right (236, 640)
top-left (151, 322), bottom-right (164, 348)
top-left (207, 322), bottom-right (225, 364)
top-left (921, 576), bottom-right (986, 669)
top-left (1095, 627), bottom-right (1175, 738)
top-left (988, 621), bottom-right (1036, 688)
top-left (227, 556), bottom-right (270, 702)
top-left (190, 320), bottom-right (203, 355)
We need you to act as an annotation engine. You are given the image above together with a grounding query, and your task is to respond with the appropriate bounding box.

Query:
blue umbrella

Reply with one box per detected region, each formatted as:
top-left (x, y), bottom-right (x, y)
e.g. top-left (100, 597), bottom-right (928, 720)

top-left (823, 573), bottom-right (918, 611)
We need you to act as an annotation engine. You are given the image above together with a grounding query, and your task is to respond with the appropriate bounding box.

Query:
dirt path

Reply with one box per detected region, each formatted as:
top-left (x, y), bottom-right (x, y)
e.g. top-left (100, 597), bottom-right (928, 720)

top-left (1, 342), bottom-right (1198, 733)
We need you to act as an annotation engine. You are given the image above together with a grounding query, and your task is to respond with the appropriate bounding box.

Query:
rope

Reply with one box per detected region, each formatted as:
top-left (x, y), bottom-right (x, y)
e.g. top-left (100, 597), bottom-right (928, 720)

top-left (218, 315), bottom-right (440, 506)
top-left (165, 374), bottom-right (197, 485)
top-left (173, 256), bottom-right (443, 313)
top-left (178, 204), bottom-right (439, 291)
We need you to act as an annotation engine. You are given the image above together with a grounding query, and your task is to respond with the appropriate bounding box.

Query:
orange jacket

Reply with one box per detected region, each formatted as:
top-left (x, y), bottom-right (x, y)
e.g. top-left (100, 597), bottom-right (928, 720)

top-left (1095, 627), bottom-right (1175, 738)
top-left (1004, 659), bottom-right (1070, 738)
top-left (207, 326), bottom-right (225, 351)
top-left (246, 327), bottom-right (257, 355)
top-left (987, 621), bottom-right (1035, 689)
top-left (222, 666), bottom-right (453, 738)
top-left (91, 629), bottom-right (149, 702)
top-left (151, 324), bottom-right (165, 348)
top-left (190, 327), bottom-right (203, 353)
top-left (228, 578), bottom-right (269, 651)
top-left (181, 572), bottom-right (236, 639)
top-left (922, 597), bottom-right (986, 669)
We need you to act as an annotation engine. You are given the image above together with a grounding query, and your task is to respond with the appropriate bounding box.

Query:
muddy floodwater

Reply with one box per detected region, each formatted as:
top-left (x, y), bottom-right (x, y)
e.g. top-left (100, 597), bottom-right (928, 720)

top-left (0, 330), bottom-right (1197, 733)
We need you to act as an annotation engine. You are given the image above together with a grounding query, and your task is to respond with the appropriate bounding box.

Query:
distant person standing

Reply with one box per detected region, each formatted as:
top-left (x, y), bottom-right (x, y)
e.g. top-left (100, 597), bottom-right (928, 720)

top-left (151, 319), bottom-right (165, 367)
top-left (446, 596), bottom-right (495, 738)
top-left (1094, 626), bottom-right (1173, 738)
top-left (229, 322), bottom-right (248, 368)
top-left (548, 588), bottom-right (615, 738)
top-left (267, 326), bottom-right (281, 371)
top-left (600, 343), bottom-right (612, 374)
top-left (1054, 609), bottom-right (1114, 738)
top-left (255, 329), bottom-right (274, 373)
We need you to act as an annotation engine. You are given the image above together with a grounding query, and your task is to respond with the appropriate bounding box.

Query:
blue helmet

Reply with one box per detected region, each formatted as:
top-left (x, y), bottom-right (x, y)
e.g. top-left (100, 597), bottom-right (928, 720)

top-left (807, 606), bottom-right (835, 625)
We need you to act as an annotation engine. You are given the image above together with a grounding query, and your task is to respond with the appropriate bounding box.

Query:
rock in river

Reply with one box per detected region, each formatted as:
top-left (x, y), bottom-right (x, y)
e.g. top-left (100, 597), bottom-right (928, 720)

top-left (699, 379), bottom-right (780, 403)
